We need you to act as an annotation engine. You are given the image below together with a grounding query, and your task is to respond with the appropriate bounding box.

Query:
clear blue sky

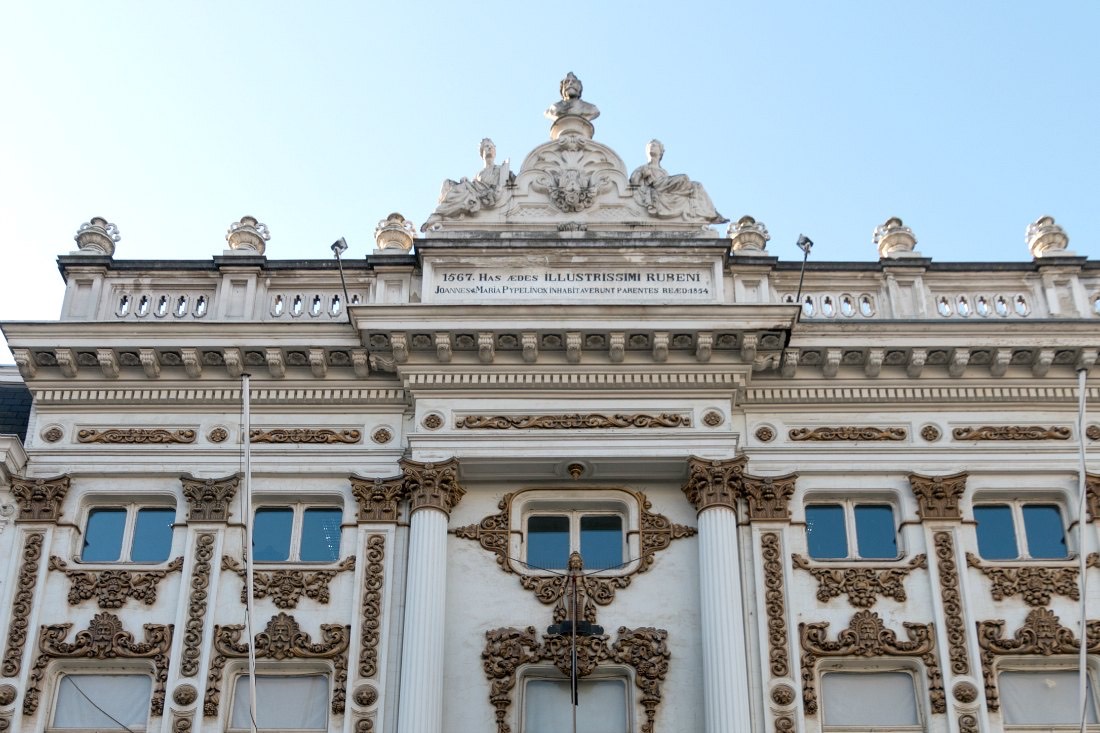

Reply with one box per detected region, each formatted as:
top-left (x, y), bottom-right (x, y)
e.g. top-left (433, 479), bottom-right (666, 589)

top-left (1, 1), bottom-right (1097, 361)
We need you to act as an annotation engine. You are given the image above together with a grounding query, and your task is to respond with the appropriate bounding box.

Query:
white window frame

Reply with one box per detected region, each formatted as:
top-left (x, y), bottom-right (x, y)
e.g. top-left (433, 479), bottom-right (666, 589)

top-left (510, 489), bottom-right (638, 576)
top-left (995, 657), bottom-right (1100, 731)
top-left (224, 662), bottom-right (334, 733)
top-left (972, 497), bottom-right (1071, 561)
top-left (517, 665), bottom-right (634, 733)
top-left (804, 497), bottom-right (902, 561)
top-left (252, 500), bottom-right (345, 564)
top-left (817, 661), bottom-right (926, 732)
top-left (45, 666), bottom-right (155, 733)
top-left (77, 499), bottom-right (176, 564)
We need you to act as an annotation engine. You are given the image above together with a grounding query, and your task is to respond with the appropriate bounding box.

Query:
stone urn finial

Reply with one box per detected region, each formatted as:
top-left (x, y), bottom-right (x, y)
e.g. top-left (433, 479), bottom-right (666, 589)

top-left (1026, 215), bottom-right (1070, 258)
top-left (374, 212), bottom-right (417, 252)
top-left (727, 215), bottom-right (770, 254)
top-left (74, 217), bottom-right (120, 256)
top-left (225, 215), bottom-right (270, 254)
top-left (873, 216), bottom-right (918, 258)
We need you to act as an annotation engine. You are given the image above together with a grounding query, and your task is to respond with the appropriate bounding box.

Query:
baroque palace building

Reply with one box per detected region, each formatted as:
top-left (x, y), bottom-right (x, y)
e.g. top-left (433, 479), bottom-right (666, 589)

top-left (1, 74), bottom-right (1099, 733)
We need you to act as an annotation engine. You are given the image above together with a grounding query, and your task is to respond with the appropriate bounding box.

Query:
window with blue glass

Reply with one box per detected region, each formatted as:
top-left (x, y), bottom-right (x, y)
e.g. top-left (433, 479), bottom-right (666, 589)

top-left (806, 502), bottom-right (899, 560)
top-left (253, 505), bottom-right (343, 562)
top-left (974, 502), bottom-right (1067, 560)
top-left (526, 512), bottom-right (624, 572)
top-left (81, 505), bottom-right (175, 563)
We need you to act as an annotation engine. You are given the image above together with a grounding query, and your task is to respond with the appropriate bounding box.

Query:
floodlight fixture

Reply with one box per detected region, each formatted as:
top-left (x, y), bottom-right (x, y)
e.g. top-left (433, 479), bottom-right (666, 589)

top-left (796, 234), bottom-right (814, 256)
top-left (331, 237), bottom-right (349, 258)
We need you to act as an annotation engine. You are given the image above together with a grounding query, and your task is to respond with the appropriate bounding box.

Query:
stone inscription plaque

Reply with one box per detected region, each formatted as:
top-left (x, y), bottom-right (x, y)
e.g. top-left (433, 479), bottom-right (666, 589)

top-left (427, 266), bottom-right (716, 303)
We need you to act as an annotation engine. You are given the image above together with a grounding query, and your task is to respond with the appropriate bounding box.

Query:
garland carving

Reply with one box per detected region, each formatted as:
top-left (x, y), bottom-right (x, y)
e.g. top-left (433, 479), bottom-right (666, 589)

top-left (791, 553), bottom-right (927, 608)
top-left (965, 553), bottom-right (1079, 606)
top-left (221, 556), bottom-right (356, 608)
top-left (48, 556), bottom-right (184, 607)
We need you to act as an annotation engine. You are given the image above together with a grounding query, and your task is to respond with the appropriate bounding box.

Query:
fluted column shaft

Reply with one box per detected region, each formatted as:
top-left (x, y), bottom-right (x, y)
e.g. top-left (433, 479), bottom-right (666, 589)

top-left (396, 506), bottom-right (449, 733)
top-left (697, 504), bottom-right (752, 733)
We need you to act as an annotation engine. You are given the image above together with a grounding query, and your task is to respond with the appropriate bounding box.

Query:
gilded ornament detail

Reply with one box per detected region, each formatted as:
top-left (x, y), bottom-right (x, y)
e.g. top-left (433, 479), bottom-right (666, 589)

top-left (77, 428), bottom-right (196, 444)
top-left (966, 552), bottom-right (1079, 606)
top-left (789, 426), bottom-right (906, 441)
top-left (952, 425), bottom-right (1072, 441)
top-left (933, 533), bottom-right (970, 675)
top-left (455, 413), bottom-right (691, 430)
top-left (799, 610), bottom-right (945, 715)
top-left (250, 428), bottom-right (361, 444)
top-left (204, 613), bottom-right (350, 717)
top-left (791, 553), bottom-right (927, 607)
top-left (221, 556), bottom-right (355, 608)
top-left (2, 532), bottom-right (44, 677)
top-left (976, 608), bottom-right (1100, 711)
top-left (24, 612), bottom-right (173, 716)
top-left (48, 555), bottom-right (184, 607)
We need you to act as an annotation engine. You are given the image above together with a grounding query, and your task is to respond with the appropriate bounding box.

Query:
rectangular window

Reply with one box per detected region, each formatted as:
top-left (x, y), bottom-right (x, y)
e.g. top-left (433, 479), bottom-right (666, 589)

top-left (821, 670), bottom-right (921, 730)
top-left (975, 502), bottom-right (1068, 560)
top-left (253, 505), bottom-right (342, 562)
top-left (523, 677), bottom-right (628, 733)
top-left (82, 506), bottom-right (174, 562)
top-left (525, 512), bottom-right (624, 572)
top-left (806, 502), bottom-right (898, 560)
top-left (51, 674), bottom-right (152, 730)
top-left (229, 674), bottom-right (329, 731)
top-left (999, 669), bottom-right (1098, 726)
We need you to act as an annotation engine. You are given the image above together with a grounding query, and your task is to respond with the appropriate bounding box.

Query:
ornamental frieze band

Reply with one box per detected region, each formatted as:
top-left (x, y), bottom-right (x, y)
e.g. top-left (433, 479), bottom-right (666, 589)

top-left (76, 428), bottom-right (197, 444)
top-left (454, 412), bottom-right (691, 429)
top-left (951, 425), bottom-right (1072, 441)
top-left (788, 426), bottom-right (907, 441)
top-left (249, 428), bottom-right (361, 444)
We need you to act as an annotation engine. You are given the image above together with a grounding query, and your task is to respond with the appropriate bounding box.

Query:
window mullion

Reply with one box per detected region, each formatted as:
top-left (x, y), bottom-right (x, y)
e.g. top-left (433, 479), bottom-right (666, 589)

top-left (844, 502), bottom-right (859, 560)
top-left (290, 506), bottom-right (304, 561)
top-left (121, 505), bottom-right (138, 562)
top-left (1014, 504), bottom-right (1031, 560)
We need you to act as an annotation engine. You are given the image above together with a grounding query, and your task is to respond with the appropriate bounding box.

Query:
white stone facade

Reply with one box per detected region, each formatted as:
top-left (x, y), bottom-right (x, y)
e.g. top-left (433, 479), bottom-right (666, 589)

top-left (1, 76), bottom-right (1098, 733)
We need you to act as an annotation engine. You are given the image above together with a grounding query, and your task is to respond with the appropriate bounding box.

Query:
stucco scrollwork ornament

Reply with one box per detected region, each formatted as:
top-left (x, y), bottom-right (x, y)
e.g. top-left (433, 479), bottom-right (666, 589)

top-left (1026, 215), bottom-right (1071, 258)
top-left (1, 533), bottom-right (44, 677)
top-left (77, 428), bottom-right (197, 444)
top-left (791, 553), bottom-right (927, 608)
top-left (359, 535), bottom-right (386, 678)
top-left (933, 532), bottom-right (971, 676)
top-left (799, 610), bottom-right (945, 715)
top-left (909, 471), bottom-right (968, 521)
top-left (965, 553), bottom-right (1080, 606)
top-left (873, 216), bottom-right (919, 258)
top-left (74, 216), bottom-right (120, 256)
top-left (24, 612), bottom-right (173, 716)
top-left (11, 474), bottom-right (70, 522)
top-left (788, 426), bottom-right (906, 441)
top-left (529, 137), bottom-right (609, 213)
top-left (455, 412), bottom-right (691, 430)
top-left (952, 424), bottom-right (1072, 441)
top-left (181, 473), bottom-right (239, 522)
top-left (225, 215), bottom-right (270, 254)
top-left (728, 215), bottom-right (770, 253)
top-left (760, 533), bottom-right (791, 678)
top-left (181, 533), bottom-right (216, 677)
top-left (422, 138), bottom-right (511, 231)
top-left (221, 555), bottom-right (356, 608)
top-left (49, 555), bottom-right (184, 608)
top-left (250, 427), bottom-right (361, 444)
top-left (976, 608), bottom-right (1100, 711)
top-left (204, 613), bottom-right (350, 717)
top-left (374, 212), bottom-right (417, 252)
top-left (630, 140), bottom-right (727, 224)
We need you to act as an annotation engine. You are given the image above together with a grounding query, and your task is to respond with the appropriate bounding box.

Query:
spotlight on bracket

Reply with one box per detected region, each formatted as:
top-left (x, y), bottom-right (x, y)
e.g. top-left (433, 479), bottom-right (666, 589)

top-left (331, 237), bottom-right (349, 257)
top-left (796, 234), bottom-right (814, 255)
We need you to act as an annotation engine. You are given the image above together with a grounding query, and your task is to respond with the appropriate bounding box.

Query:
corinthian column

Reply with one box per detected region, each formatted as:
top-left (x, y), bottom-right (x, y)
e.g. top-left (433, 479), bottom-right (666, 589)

top-left (682, 456), bottom-right (752, 733)
top-left (395, 458), bottom-right (464, 733)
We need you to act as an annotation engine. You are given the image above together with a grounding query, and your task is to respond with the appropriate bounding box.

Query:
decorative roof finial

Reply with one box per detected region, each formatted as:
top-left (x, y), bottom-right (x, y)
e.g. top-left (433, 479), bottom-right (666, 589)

top-left (225, 215), bottom-right (270, 255)
top-left (74, 217), bottom-right (120, 256)
top-left (728, 215), bottom-right (770, 254)
top-left (1026, 216), bottom-right (1071, 258)
top-left (872, 217), bottom-right (919, 259)
top-left (374, 212), bottom-right (417, 252)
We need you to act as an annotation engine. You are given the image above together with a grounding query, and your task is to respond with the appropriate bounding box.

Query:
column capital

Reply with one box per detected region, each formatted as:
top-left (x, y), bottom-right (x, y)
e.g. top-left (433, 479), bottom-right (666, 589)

top-left (742, 472), bottom-right (798, 522)
top-left (682, 456), bottom-right (746, 513)
top-left (351, 473), bottom-right (405, 523)
top-left (908, 471), bottom-right (968, 521)
top-left (181, 473), bottom-right (240, 523)
top-left (11, 474), bottom-right (71, 523)
top-left (401, 457), bottom-right (465, 516)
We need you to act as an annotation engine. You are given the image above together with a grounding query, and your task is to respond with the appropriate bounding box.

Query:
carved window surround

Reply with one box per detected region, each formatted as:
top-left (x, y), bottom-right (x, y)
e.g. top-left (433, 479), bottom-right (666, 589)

top-left (791, 553), bottom-right (927, 608)
top-left (220, 555), bottom-right (356, 608)
top-left (799, 610), bottom-right (945, 716)
top-left (203, 612), bottom-right (350, 718)
top-left (454, 488), bottom-right (693, 622)
top-left (482, 625), bottom-right (669, 733)
top-left (181, 473), bottom-right (240, 522)
top-left (48, 556), bottom-right (184, 607)
top-left (682, 455), bottom-right (798, 520)
top-left (976, 607), bottom-right (1100, 711)
top-left (965, 553), bottom-right (1094, 606)
top-left (23, 612), bottom-right (173, 717)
